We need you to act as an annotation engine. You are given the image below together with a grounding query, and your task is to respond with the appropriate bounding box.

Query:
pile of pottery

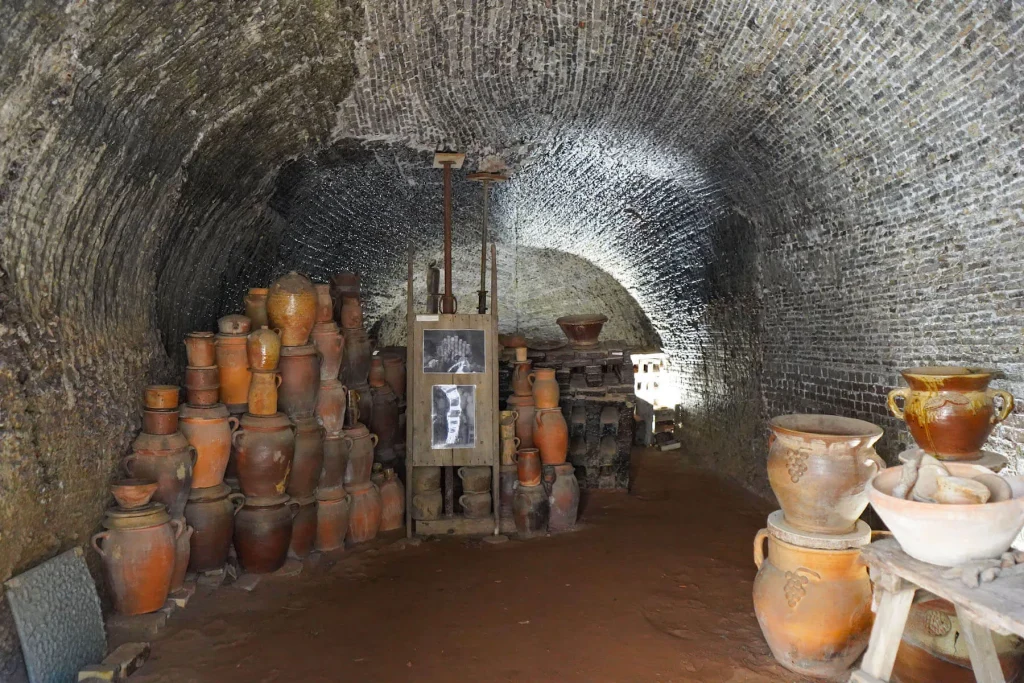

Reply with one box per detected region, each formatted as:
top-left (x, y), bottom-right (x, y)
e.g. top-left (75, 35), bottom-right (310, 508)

top-left (505, 348), bottom-right (579, 537)
top-left (368, 356), bottom-right (400, 467)
top-left (458, 466), bottom-right (494, 518)
top-left (333, 273), bottom-right (373, 428)
top-left (411, 466), bottom-right (442, 521)
top-left (754, 413), bottom-right (886, 678)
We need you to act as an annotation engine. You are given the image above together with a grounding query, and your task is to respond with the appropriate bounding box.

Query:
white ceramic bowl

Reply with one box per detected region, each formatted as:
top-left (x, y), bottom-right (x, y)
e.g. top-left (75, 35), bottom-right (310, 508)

top-left (868, 462), bottom-right (1024, 567)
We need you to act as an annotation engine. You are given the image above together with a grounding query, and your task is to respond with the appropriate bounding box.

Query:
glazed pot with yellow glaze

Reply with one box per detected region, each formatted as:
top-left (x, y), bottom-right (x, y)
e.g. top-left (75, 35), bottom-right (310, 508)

top-left (266, 271), bottom-right (317, 346)
top-left (887, 366), bottom-right (1014, 460)
top-left (752, 530), bottom-right (873, 678)
top-left (244, 287), bottom-right (269, 329)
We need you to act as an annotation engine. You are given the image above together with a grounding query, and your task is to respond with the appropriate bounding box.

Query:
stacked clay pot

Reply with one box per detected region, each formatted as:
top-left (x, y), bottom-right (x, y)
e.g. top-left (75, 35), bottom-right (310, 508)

top-left (513, 447), bottom-right (548, 537)
top-left (247, 326), bottom-right (282, 416)
top-left (244, 287), bottom-right (269, 329)
top-left (529, 365), bottom-right (577, 534)
top-left (369, 357), bottom-right (399, 465)
top-left (373, 463), bottom-right (405, 531)
top-left (334, 272), bottom-right (373, 428)
top-left (457, 465), bottom-right (493, 519)
top-left (507, 346), bottom-right (535, 448)
top-left (412, 466), bottom-right (442, 521)
top-left (184, 332), bottom-right (219, 407)
top-left (215, 314), bottom-right (252, 413)
top-left (754, 414), bottom-right (886, 678)
top-left (341, 407), bottom-right (381, 543)
top-left (185, 483), bottom-right (244, 572)
top-left (234, 494), bottom-right (297, 573)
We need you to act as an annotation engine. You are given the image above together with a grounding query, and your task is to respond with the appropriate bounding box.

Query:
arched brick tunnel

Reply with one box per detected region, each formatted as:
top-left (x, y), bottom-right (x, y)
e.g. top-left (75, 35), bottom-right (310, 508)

top-left (1, 1), bottom-right (1020, 677)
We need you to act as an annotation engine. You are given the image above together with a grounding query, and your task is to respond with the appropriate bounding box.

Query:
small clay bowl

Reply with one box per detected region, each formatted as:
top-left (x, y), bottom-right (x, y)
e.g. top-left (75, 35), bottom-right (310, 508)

top-left (556, 313), bottom-right (608, 349)
top-left (111, 479), bottom-right (159, 509)
top-left (218, 314), bottom-right (251, 335)
top-left (144, 385), bottom-right (180, 410)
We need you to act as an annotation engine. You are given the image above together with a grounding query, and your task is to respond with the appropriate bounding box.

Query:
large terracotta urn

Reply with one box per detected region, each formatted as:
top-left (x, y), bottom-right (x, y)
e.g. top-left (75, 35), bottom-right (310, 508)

top-left (531, 367), bottom-right (559, 409)
top-left (92, 505), bottom-right (182, 615)
top-left (232, 412), bottom-right (295, 497)
top-left (507, 394), bottom-right (535, 449)
top-left (311, 321), bottom-right (344, 380)
top-left (289, 495), bottom-right (318, 559)
top-left (887, 366), bottom-right (1015, 460)
top-left (244, 287), bottom-right (269, 329)
top-left (315, 489), bottom-right (351, 552)
top-left (278, 343), bottom-right (320, 419)
top-left (288, 415), bottom-right (324, 499)
top-left (185, 484), bottom-right (244, 573)
top-left (179, 403), bottom-right (238, 489)
top-left (233, 494), bottom-right (296, 574)
top-left (752, 529), bottom-right (873, 678)
top-left (266, 271), bottom-right (317, 347)
top-left (125, 432), bottom-right (195, 519)
top-left (346, 481), bottom-right (382, 543)
top-left (534, 408), bottom-right (568, 465)
top-left (767, 414), bottom-right (885, 534)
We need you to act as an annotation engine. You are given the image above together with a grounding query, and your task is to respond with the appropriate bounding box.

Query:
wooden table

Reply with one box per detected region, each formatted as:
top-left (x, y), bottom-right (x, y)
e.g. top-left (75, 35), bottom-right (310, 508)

top-left (851, 538), bottom-right (1024, 683)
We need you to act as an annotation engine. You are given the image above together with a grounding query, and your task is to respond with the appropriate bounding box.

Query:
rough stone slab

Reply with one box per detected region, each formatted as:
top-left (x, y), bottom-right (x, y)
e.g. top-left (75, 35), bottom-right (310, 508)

top-left (99, 642), bottom-right (150, 681)
top-left (168, 583), bottom-right (195, 608)
top-left (233, 574), bottom-right (262, 592)
top-left (197, 568), bottom-right (226, 591)
top-left (106, 612), bottom-right (167, 643)
top-left (78, 664), bottom-right (115, 681)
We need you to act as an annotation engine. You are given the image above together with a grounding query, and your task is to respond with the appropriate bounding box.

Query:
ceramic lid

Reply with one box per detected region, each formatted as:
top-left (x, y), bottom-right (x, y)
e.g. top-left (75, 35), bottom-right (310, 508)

top-left (180, 402), bottom-right (229, 419)
top-left (240, 412), bottom-right (292, 429)
top-left (103, 503), bottom-right (170, 529)
top-left (766, 510), bottom-right (871, 550)
top-left (214, 331), bottom-right (247, 343)
top-left (187, 483), bottom-right (231, 501)
top-left (242, 493), bottom-right (290, 507)
top-left (280, 343), bottom-right (316, 356)
top-left (248, 287), bottom-right (268, 295)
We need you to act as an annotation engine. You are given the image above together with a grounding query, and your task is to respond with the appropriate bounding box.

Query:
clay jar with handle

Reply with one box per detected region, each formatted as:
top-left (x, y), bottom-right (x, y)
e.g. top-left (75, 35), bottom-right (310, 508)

top-left (500, 436), bottom-right (521, 466)
top-left (145, 385), bottom-right (180, 410)
top-left (321, 434), bottom-right (352, 489)
top-left (184, 332), bottom-right (217, 367)
top-left (752, 529), bottom-right (873, 678)
top-left (531, 367), bottom-right (560, 409)
top-left (315, 488), bottom-right (351, 552)
top-left (515, 448), bottom-right (542, 486)
top-left (314, 283), bottom-right (334, 323)
top-left (887, 366), bottom-right (1015, 460)
top-left (458, 466), bottom-right (492, 493)
top-left (248, 370), bottom-right (281, 416)
top-left (377, 467), bottom-right (404, 532)
top-left (126, 432), bottom-right (195, 519)
top-left (343, 423), bottom-right (377, 487)
top-left (510, 360), bottom-right (534, 397)
top-left (180, 403), bottom-right (238, 489)
top-left (92, 505), bottom-right (182, 615)
top-left (233, 494), bottom-right (297, 574)
top-left (315, 378), bottom-right (348, 436)
top-left (170, 523), bottom-right (194, 592)
top-left (232, 412), bottom-right (295, 497)
top-left (142, 408), bottom-right (179, 435)
top-left (534, 408), bottom-right (569, 465)
top-left (369, 381), bottom-right (399, 460)
top-left (244, 287), bottom-right (269, 329)
top-left (381, 353), bottom-right (405, 401)
top-left (412, 466), bottom-right (441, 493)
top-left (246, 326), bottom-right (281, 371)
top-left (513, 483), bottom-right (549, 539)
top-left (288, 416), bottom-right (324, 499)
top-left (215, 333), bottom-right (251, 410)
top-left (460, 492), bottom-right (492, 518)
top-left (289, 495), bottom-right (318, 559)
top-left (311, 321), bottom-right (344, 380)
top-left (341, 327), bottom-right (372, 387)
top-left (767, 414), bottom-right (885, 534)
top-left (185, 484), bottom-right (244, 572)
top-left (346, 481), bottom-right (382, 543)
top-left (278, 344), bottom-right (320, 419)
top-left (267, 271), bottom-right (317, 347)
top-left (545, 463), bottom-right (580, 532)
top-left (507, 394), bottom-right (535, 449)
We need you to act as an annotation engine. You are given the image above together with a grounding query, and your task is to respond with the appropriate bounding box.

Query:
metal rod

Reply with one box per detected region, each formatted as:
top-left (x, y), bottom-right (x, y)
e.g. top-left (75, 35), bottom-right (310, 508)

top-left (441, 161), bottom-right (456, 315)
top-left (478, 180), bottom-right (489, 314)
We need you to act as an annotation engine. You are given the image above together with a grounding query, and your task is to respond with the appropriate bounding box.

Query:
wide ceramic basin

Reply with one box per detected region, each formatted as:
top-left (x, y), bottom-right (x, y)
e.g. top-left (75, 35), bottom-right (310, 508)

top-left (868, 462), bottom-right (1024, 567)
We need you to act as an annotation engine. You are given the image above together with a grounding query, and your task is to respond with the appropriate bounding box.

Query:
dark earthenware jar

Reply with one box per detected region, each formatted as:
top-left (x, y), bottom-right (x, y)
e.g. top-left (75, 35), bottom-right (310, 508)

top-left (311, 321), bottom-right (344, 380)
top-left (288, 415), bottom-right (324, 499)
top-left (315, 489), bottom-right (351, 552)
top-left (510, 360), bottom-right (534, 397)
top-left (185, 484), bottom-right (244, 572)
top-left (346, 482), bottom-right (382, 544)
top-left (244, 287), bottom-right (269, 329)
top-left (499, 465), bottom-right (517, 518)
top-left (341, 327), bottom-right (372, 387)
top-left (370, 382), bottom-right (399, 460)
top-left (316, 378), bottom-right (348, 436)
top-left (232, 412), bottom-right (295, 497)
top-left (321, 434), bottom-right (353, 489)
top-left (233, 494), bottom-right (297, 574)
top-left (544, 463), bottom-right (580, 533)
top-left (170, 523), bottom-right (194, 592)
top-left (278, 343), bottom-right (320, 419)
top-left (125, 432), bottom-right (195, 519)
top-left (349, 382), bottom-right (373, 429)
top-left (142, 408), bottom-right (179, 435)
top-left (288, 495), bottom-right (317, 559)
top-left (382, 353), bottom-right (406, 401)
top-left (513, 483), bottom-right (549, 539)
top-left (340, 295), bottom-right (363, 330)
top-left (343, 423), bottom-right (377, 488)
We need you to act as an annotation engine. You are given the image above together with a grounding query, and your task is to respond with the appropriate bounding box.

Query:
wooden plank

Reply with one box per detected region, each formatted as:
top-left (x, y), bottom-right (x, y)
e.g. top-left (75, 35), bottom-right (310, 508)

top-left (415, 516), bottom-right (495, 536)
top-left (411, 315), bottom-right (451, 466)
top-left (406, 246), bottom-right (415, 538)
top-left (955, 605), bottom-right (1008, 683)
top-left (859, 580), bottom-right (916, 680)
top-left (490, 242), bottom-right (499, 535)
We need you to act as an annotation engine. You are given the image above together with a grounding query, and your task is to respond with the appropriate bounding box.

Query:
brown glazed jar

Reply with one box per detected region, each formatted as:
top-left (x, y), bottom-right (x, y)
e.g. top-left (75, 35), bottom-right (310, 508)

top-left (288, 415), bottom-right (324, 499)
top-left (343, 423), bottom-right (377, 487)
top-left (531, 367), bottom-right (559, 409)
top-left (369, 382), bottom-right (398, 460)
top-left (184, 332), bottom-right (217, 367)
top-left (341, 327), bottom-right (372, 387)
top-left (144, 384), bottom-right (180, 410)
top-left (346, 482), bottom-right (382, 544)
top-left (534, 408), bottom-right (568, 465)
top-left (92, 505), bottom-right (182, 615)
top-left (179, 403), bottom-right (238, 489)
top-left (378, 467), bottom-right (405, 532)
top-left (289, 495), bottom-right (318, 559)
top-left (315, 378), bottom-right (348, 436)
top-left (218, 314), bottom-right (251, 335)
top-left (545, 463), bottom-right (580, 532)
top-left (215, 333), bottom-right (251, 409)
top-left (233, 494), bottom-right (297, 574)
top-left (246, 326), bottom-right (281, 371)
top-left (267, 271), bottom-right (317, 347)
top-left (368, 357), bottom-right (386, 387)
top-left (381, 353), bottom-right (406, 400)
top-left (513, 483), bottom-right (549, 539)
top-left (142, 408), bottom-right (179, 435)
top-left (232, 412), bottom-right (295, 497)
top-left (125, 432), bottom-right (195, 519)
top-left (510, 360), bottom-right (534, 397)
top-left (321, 434), bottom-right (353, 489)
top-left (515, 448), bottom-right (542, 486)
top-left (244, 287), bottom-right (269, 329)
top-left (310, 321), bottom-right (344, 380)
top-left (315, 488), bottom-right (351, 552)
top-left (507, 394), bottom-right (535, 448)
top-left (314, 283), bottom-right (334, 323)
top-left (279, 343), bottom-right (320, 419)
top-left (185, 484), bottom-right (244, 573)
top-left (170, 523), bottom-right (194, 592)
top-left (247, 369), bottom-right (281, 416)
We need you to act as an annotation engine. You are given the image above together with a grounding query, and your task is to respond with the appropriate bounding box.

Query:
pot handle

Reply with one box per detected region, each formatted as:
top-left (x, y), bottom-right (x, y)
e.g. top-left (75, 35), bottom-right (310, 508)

top-left (991, 390), bottom-right (1015, 424)
top-left (183, 524), bottom-right (195, 541)
top-left (228, 493), bottom-right (246, 514)
top-left (513, 437), bottom-right (521, 449)
top-left (753, 528), bottom-right (769, 569)
top-left (510, 411), bottom-right (519, 422)
top-left (344, 435), bottom-right (355, 450)
top-left (527, 373), bottom-right (536, 387)
top-left (458, 494), bottom-right (468, 508)
top-left (766, 431), bottom-right (776, 451)
top-left (512, 451), bottom-right (519, 464)
top-left (863, 450), bottom-right (886, 474)
top-left (188, 446), bottom-right (198, 467)
top-left (121, 454), bottom-right (137, 476)
top-left (457, 467), bottom-right (466, 480)
top-left (170, 518), bottom-right (185, 539)
top-left (232, 428), bottom-right (245, 448)
top-left (228, 416), bottom-right (240, 433)
top-left (887, 387), bottom-right (910, 420)
top-left (90, 531), bottom-right (110, 558)
top-left (287, 499), bottom-right (301, 520)
top-left (275, 373), bottom-right (283, 388)
top-left (370, 434), bottom-right (379, 447)
top-left (273, 327), bottom-right (283, 338)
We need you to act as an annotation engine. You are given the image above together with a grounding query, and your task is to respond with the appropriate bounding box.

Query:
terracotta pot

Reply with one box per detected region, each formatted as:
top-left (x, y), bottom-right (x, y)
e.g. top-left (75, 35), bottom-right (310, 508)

top-left (93, 506), bottom-right (182, 615)
top-left (513, 483), bottom-right (549, 538)
top-left (180, 403), bottom-right (238, 489)
top-left (507, 394), bottom-right (535, 448)
top-left (144, 385), bottom-right (180, 410)
top-left (278, 343), bottom-right (320, 419)
top-left (170, 523), bottom-right (193, 592)
top-left (215, 333), bottom-right (251, 408)
top-left (515, 448), bottom-right (542, 486)
top-left (184, 365), bottom-right (219, 390)
top-left (412, 466), bottom-right (441, 494)
top-left (752, 530), bottom-right (873, 678)
top-left (315, 490), bottom-right (351, 552)
top-left (321, 434), bottom-right (353, 489)
top-left (382, 353), bottom-right (405, 400)
top-left (510, 360), bottom-right (534, 397)
top-left (184, 332), bottom-right (217, 366)
top-left (766, 414), bottom-right (885, 535)
top-left (267, 271), bottom-right (317, 347)
top-left (185, 484), bottom-right (243, 572)
top-left (110, 479), bottom-right (158, 510)
top-left (185, 386), bottom-right (219, 407)
top-left (534, 408), bottom-right (568, 465)
top-left (498, 465), bottom-right (517, 517)
top-left (218, 314), bottom-right (251, 335)
top-left (244, 287), bottom-right (269, 329)
top-left (347, 482), bottom-right (382, 543)
top-left (500, 436), bottom-right (521, 466)
top-left (459, 492), bottom-right (492, 518)
top-left (349, 382), bottom-right (373, 429)
top-left (887, 366), bottom-right (1015, 460)
top-left (316, 378), bottom-right (348, 435)
top-left (233, 494), bottom-right (297, 574)
top-left (556, 314), bottom-right (608, 349)
top-left (343, 424), bottom-right (377, 487)
top-left (531, 367), bottom-right (559, 409)
top-left (370, 383), bottom-right (398, 458)
top-left (500, 333), bottom-right (527, 349)
top-left (314, 283), bottom-right (333, 323)
top-left (340, 295), bottom-right (363, 329)
top-left (458, 466), bottom-right (492, 493)
top-left (412, 491), bottom-right (442, 520)
top-left (378, 467), bottom-right (405, 532)
top-left (368, 357), bottom-right (386, 388)
top-left (545, 463), bottom-right (580, 532)
top-left (289, 495), bottom-right (318, 559)
top-left (893, 596), bottom-right (1024, 683)
top-left (288, 416), bottom-right (324, 499)
top-left (311, 321), bottom-right (344, 380)
top-left (125, 434), bottom-right (195, 519)
top-left (341, 326), bottom-right (372, 387)
top-left (232, 412), bottom-right (295, 497)
top-left (246, 326), bottom-right (281, 371)
top-left (142, 408), bottom-right (179, 435)
top-left (248, 369), bottom-right (281, 416)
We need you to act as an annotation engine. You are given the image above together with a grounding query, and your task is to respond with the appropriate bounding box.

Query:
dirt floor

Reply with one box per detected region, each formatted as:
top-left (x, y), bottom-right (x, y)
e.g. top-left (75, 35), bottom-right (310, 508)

top-left (132, 449), bottom-right (804, 682)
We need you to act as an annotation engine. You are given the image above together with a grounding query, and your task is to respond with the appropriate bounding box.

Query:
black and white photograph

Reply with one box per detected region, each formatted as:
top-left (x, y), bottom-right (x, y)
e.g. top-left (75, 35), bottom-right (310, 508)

top-left (430, 384), bottom-right (476, 449)
top-left (422, 329), bottom-right (486, 373)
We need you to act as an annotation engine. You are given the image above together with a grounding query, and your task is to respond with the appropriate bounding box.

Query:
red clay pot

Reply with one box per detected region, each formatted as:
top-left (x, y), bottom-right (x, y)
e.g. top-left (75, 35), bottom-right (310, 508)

top-left (377, 467), bottom-right (405, 532)
top-left (510, 360), bottom-right (534, 397)
top-left (170, 523), bottom-right (193, 592)
top-left (125, 433), bottom-right (195, 519)
top-left (545, 463), bottom-right (580, 532)
top-left (315, 378), bottom-right (348, 436)
top-left (289, 495), bottom-right (318, 559)
top-left (381, 353), bottom-right (405, 400)
top-left (311, 321), bottom-right (344, 380)
top-left (180, 403), bottom-right (238, 489)
top-left (288, 416), bottom-right (324, 499)
top-left (534, 408), bottom-right (568, 464)
top-left (267, 271), bottom-right (317, 347)
top-left (247, 369), bottom-right (281, 416)
top-left (184, 332), bottom-right (217, 367)
top-left (531, 367), bottom-right (559, 409)
top-left (233, 494), bottom-right (297, 574)
top-left (315, 489), bottom-right (351, 552)
top-left (246, 326), bottom-right (281, 371)
top-left (314, 283), bottom-right (334, 323)
top-left (184, 366), bottom-right (219, 406)
top-left (244, 287), bottom-right (269, 329)
top-left (144, 385), bottom-right (180, 410)
top-left (279, 343), bottom-right (320, 419)
top-left (110, 479), bottom-right (159, 510)
top-left (346, 482), bottom-right (381, 544)
top-left (341, 327), bottom-right (372, 387)
top-left (232, 412), bottom-right (295, 497)
top-left (556, 314), bottom-right (608, 349)
top-left (215, 333), bottom-right (251, 408)
top-left (321, 434), bottom-right (353, 489)
top-left (507, 394), bottom-right (535, 448)
top-left (343, 424), bottom-right (377, 487)
top-left (515, 448), bottom-right (542, 486)
top-left (185, 484), bottom-right (243, 572)
top-left (142, 408), bottom-right (179, 435)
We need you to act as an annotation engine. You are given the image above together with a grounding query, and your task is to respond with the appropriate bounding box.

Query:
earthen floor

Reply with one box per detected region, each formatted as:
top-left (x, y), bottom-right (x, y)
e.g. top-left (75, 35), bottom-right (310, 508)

top-left (132, 449), bottom-right (803, 682)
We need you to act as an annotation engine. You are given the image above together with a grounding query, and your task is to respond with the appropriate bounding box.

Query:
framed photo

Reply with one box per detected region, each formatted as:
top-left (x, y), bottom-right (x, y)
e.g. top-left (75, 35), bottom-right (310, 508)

top-left (422, 329), bottom-right (486, 374)
top-left (431, 384), bottom-right (476, 449)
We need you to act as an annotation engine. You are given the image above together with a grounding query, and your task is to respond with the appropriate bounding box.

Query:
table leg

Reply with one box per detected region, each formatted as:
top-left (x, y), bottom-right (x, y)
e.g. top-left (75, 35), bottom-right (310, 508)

top-left (856, 584), bottom-right (916, 681)
top-left (955, 605), bottom-right (1007, 683)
